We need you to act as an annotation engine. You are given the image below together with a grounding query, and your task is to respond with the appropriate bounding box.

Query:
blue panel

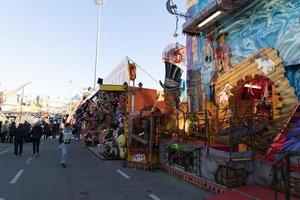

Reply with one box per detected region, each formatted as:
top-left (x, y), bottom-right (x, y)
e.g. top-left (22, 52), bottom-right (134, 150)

top-left (285, 65), bottom-right (300, 100)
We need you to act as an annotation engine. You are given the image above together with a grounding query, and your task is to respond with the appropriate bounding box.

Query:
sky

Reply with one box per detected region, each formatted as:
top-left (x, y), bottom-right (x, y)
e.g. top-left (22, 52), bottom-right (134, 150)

top-left (0, 0), bottom-right (186, 102)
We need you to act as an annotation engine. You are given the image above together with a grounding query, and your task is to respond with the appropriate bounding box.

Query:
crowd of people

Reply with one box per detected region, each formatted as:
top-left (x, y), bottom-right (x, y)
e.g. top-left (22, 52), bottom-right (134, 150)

top-left (0, 118), bottom-right (76, 168)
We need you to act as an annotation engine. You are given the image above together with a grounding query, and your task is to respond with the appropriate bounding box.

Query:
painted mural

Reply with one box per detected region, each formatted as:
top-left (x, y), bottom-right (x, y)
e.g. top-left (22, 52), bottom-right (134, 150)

top-left (186, 0), bottom-right (198, 10)
top-left (285, 65), bottom-right (300, 100)
top-left (186, 0), bottom-right (300, 103)
top-left (224, 0), bottom-right (300, 67)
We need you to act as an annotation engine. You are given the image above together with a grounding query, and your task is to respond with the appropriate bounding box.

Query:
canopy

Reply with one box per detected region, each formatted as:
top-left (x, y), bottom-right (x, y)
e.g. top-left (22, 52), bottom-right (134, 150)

top-left (82, 90), bottom-right (99, 104)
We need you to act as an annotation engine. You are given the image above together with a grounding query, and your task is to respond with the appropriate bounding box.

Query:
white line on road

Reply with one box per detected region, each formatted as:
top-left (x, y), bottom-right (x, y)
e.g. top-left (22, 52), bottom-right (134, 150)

top-left (10, 169), bottom-right (24, 184)
top-left (0, 198), bottom-right (5, 200)
top-left (149, 194), bottom-right (161, 200)
top-left (25, 157), bottom-right (33, 164)
top-left (116, 169), bottom-right (130, 179)
top-left (0, 148), bottom-right (12, 155)
top-left (0, 150), bottom-right (8, 155)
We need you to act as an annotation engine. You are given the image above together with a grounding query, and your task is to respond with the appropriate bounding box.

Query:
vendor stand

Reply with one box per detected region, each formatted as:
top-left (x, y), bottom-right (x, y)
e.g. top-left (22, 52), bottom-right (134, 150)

top-left (96, 84), bottom-right (127, 160)
top-left (127, 106), bottom-right (164, 170)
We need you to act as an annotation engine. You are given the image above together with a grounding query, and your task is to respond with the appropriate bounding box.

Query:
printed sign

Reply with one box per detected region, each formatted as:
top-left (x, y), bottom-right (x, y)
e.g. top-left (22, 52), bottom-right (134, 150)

top-left (133, 154), bottom-right (146, 162)
top-left (127, 63), bottom-right (137, 81)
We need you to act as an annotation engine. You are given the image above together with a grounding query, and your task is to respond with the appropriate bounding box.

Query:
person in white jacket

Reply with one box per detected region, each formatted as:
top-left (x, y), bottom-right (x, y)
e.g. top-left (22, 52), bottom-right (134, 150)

top-left (58, 123), bottom-right (72, 168)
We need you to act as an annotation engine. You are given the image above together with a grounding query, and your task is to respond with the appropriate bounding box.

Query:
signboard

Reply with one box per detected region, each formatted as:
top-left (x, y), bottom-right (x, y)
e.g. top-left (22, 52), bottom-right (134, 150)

top-left (133, 154), bottom-right (146, 162)
top-left (100, 84), bottom-right (126, 92)
top-left (127, 63), bottom-right (137, 81)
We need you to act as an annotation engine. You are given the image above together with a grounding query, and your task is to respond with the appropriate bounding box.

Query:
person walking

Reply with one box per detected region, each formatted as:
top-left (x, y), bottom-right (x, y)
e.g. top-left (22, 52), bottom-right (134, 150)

top-left (8, 122), bottom-right (16, 143)
top-left (1, 120), bottom-right (9, 143)
top-left (31, 122), bottom-right (43, 157)
top-left (43, 123), bottom-right (51, 140)
top-left (13, 124), bottom-right (25, 157)
top-left (52, 122), bottom-right (60, 139)
top-left (58, 123), bottom-right (72, 168)
top-left (23, 121), bottom-right (32, 143)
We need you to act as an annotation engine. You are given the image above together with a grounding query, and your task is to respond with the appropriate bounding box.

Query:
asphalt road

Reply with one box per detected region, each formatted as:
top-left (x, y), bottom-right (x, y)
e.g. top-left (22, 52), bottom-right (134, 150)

top-left (0, 139), bottom-right (212, 200)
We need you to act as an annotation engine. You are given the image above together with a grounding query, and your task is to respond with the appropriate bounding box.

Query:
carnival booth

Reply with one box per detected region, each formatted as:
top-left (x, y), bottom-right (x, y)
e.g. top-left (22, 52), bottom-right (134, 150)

top-left (127, 105), bottom-right (164, 170)
top-left (160, 0), bottom-right (300, 198)
top-left (95, 84), bottom-right (127, 159)
top-left (74, 85), bottom-right (127, 158)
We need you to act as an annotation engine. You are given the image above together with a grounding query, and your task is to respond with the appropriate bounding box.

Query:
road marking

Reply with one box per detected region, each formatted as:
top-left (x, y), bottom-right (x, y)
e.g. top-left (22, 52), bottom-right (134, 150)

top-left (10, 169), bottom-right (24, 184)
top-left (0, 148), bottom-right (12, 155)
top-left (149, 194), bottom-right (161, 200)
top-left (25, 157), bottom-right (33, 164)
top-left (0, 198), bottom-right (5, 200)
top-left (116, 169), bottom-right (130, 179)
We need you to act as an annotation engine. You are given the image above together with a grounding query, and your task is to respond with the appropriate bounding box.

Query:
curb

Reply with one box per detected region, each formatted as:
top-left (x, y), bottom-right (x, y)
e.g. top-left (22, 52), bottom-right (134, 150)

top-left (87, 147), bottom-right (124, 160)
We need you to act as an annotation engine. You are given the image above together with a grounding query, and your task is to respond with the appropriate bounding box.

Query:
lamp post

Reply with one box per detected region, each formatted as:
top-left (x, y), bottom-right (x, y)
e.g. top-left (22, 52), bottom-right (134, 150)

top-left (93, 0), bottom-right (106, 89)
top-left (68, 80), bottom-right (72, 114)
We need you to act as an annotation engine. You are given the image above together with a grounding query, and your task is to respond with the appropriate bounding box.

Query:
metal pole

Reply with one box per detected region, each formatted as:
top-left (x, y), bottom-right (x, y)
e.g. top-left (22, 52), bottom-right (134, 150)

top-left (94, 3), bottom-right (102, 89)
top-left (19, 87), bottom-right (25, 123)
top-left (68, 80), bottom-right (72, 114)
top-left (131, 80), bottom-right (135, 112)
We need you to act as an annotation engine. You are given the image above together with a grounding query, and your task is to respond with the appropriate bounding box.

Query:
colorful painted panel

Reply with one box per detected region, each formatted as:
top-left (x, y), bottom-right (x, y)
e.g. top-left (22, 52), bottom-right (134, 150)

top-left (186, 0), bottom-right (198, 10)
top-left (186, 0), bottom-right (300, 101)
top-left (224, 0), bottom-right (300, 66)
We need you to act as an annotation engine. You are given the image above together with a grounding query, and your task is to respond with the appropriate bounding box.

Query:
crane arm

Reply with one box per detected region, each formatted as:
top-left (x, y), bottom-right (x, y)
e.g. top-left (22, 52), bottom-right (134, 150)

top-left (4, 82), bottom-right (32, 98)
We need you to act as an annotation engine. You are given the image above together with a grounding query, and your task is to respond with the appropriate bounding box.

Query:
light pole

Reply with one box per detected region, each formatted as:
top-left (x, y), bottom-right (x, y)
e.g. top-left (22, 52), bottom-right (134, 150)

top-left (68, 80), bottom-right (72, 114)
top-left (93, 0), bottom-right (105, 89)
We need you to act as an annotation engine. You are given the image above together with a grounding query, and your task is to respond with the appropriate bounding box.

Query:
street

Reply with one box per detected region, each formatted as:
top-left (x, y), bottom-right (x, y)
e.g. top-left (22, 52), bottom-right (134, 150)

top-left (0, 140), bottom-right (211, 200)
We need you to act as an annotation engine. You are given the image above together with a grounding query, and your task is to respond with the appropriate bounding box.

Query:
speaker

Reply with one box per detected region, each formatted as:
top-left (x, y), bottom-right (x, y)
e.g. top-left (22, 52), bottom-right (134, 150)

top-left (97, 78), bottom-right (103, 85)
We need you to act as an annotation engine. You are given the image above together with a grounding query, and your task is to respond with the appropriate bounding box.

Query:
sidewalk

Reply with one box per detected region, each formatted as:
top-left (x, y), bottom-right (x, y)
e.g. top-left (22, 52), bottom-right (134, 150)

top-left (87, 146), bottom-right (122, 160)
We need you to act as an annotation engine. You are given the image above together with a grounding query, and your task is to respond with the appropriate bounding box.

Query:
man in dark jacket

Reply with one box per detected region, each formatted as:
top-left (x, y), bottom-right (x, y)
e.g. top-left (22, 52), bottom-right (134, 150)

top-left (14, 124), bottom-right (25, 157)
top-left (23, 121), bottom-right (32, 142)
top-left (31, 122), bottom-right (43, 157)
top-left (8, 122), bottom-right (16, 143)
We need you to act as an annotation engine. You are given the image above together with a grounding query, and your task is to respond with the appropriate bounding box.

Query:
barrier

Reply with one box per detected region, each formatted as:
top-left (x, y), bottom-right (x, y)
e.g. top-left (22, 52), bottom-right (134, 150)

top-left (161, 166), bottom-right (228, 194)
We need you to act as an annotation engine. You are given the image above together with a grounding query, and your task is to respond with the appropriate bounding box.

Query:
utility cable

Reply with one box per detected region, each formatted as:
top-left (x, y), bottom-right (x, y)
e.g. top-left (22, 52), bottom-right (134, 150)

top-left (126, 56), bottom-right (159, 84)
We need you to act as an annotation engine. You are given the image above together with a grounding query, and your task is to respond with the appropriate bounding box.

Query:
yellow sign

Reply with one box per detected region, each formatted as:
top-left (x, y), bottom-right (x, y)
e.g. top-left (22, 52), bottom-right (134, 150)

top-left (100, 84), bottom-right (126, 92)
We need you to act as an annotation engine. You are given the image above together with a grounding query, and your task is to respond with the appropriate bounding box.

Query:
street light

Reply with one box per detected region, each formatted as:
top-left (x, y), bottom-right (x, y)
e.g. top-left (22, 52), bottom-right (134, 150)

top-left (93, 0), bottom-right (106, 89)
top-left (68, 80), bottom-right (72, 114)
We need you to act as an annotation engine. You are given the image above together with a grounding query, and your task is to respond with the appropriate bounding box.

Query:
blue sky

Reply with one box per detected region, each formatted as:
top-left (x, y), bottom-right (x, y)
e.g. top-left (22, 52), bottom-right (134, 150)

top-left (0, 0), bottom-right (185, 101)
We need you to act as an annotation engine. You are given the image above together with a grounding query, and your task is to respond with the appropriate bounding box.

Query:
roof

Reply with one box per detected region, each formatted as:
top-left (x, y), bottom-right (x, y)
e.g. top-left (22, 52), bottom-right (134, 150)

top-left (182, 0), bottom-right (251, 35)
